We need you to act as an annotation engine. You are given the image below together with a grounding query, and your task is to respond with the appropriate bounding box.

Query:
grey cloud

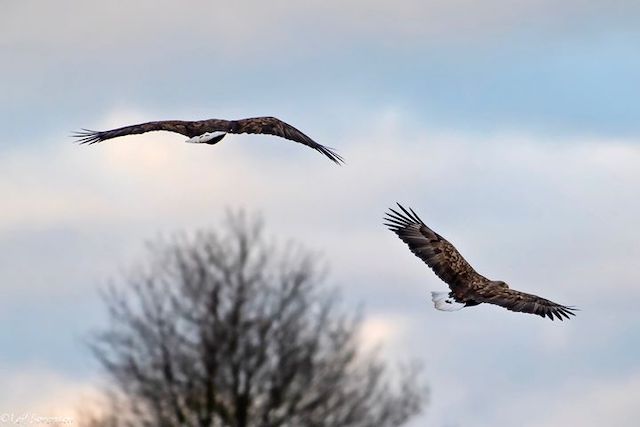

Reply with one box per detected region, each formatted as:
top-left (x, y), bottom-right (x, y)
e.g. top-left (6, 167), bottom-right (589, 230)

top-left (3, 0), bottom-right (639, 58)
top-left (1, 109), bottom-right (639, 426)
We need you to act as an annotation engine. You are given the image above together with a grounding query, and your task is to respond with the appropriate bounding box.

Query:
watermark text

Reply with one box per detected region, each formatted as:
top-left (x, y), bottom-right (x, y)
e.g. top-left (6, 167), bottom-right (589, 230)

top-left (0, 413), bottom-right (74, 425)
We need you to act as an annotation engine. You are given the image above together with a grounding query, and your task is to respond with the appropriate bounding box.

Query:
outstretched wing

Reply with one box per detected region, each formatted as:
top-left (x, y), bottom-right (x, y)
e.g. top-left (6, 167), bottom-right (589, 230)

top-left (384, 204), bottom-right (482, 290)
top-left (73, 116), bottom-right (343, 164)
top-left (72, 120), bottom-right (204, 144)
top-left (475, 287), bottom-right (577, 321)
top-left (230, 116), bottom-right (344, 164)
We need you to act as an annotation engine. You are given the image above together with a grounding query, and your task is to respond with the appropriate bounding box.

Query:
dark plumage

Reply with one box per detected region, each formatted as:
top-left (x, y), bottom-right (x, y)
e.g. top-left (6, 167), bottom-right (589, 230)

top-left (385, 204), bottom-right (576, 321)
top-left (73, 116), bottom-right (343, 164)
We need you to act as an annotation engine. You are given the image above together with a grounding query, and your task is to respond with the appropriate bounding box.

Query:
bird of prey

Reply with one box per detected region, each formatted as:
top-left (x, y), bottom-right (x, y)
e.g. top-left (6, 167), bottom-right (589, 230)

top-left (384, 204), bottom-right (576, 321)
top-left (73, 116), bottom-right (344, 164)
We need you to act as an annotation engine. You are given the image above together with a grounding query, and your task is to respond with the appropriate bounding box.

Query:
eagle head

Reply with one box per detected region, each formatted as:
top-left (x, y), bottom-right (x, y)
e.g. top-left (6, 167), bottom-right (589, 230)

top-left (491, 280), bottom-right (509, 289)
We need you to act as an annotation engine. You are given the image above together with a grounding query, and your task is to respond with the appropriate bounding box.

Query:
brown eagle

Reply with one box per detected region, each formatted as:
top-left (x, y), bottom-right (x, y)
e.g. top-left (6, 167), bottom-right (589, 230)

top-left (385, 204), bottom-right (576, 321)
top-left (73, 116), bottom-right (343, 164)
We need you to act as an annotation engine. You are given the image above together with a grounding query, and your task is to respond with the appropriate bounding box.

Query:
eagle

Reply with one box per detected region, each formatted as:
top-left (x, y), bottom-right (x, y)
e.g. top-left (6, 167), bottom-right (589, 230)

top-left (385, 204), bottom-right (576, 321)
top-left (73, 116), bottom-right (344, 164)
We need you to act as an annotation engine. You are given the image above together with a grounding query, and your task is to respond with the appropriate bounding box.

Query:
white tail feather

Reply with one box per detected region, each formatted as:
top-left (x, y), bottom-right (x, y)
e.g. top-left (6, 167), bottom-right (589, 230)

top-left (431, 292), bottom-right (465, 312)
top-left (185, 132), bottom-right (224, 144)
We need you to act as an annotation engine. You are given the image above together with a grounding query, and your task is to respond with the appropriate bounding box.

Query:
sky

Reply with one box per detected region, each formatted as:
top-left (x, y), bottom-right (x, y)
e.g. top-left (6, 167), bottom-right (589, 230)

top-left (1, 1), bottom-right (640, 425)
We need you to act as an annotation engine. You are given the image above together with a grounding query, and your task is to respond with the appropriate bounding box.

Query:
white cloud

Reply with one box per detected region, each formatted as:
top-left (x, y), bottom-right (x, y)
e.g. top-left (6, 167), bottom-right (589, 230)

top-left (1, 108), bottom-right (640, 426)
top-left (358, 314), bottom-right (409, 354)
top-left (0, 367), bottom-right (104, 424)
top-left (537, 373), bottom-right (640, 427)
top-left (2, 107), bottom-right (640, 298)
top-left (491, 372), bottom-right (640, 427)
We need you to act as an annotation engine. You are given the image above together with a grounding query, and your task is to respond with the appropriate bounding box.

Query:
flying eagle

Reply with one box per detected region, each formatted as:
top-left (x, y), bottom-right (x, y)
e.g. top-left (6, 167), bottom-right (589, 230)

top-left (384, 204), bottom-right (576, 321)
top-left (73, 116), bottom-right (344, 164)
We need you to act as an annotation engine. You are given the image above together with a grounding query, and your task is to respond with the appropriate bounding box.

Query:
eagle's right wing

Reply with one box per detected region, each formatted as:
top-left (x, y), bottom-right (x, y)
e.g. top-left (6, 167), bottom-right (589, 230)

top-left (72, 120), bottom-right (203, 144)
top-left (384, 204), bottom-right (482, 290)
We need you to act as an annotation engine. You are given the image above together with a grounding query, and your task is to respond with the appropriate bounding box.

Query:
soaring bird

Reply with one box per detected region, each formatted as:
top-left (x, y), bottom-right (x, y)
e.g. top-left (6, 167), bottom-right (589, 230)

top-left (73, 116), bottom-right (344, 164)
top-left (384, 204), bottom-right (576, 321)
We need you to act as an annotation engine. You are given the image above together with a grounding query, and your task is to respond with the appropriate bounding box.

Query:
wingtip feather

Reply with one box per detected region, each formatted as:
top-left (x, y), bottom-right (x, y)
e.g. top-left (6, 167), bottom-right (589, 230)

top-left (315, 144), bottom-right (345, 165)
top-left (71, 128), bottom-right (103, 145)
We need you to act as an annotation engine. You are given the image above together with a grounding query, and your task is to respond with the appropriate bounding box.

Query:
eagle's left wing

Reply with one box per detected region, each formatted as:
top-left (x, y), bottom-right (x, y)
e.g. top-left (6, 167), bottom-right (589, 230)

top-left (474, 287), bottom-right (577, 321)
top-left (229, 117), bottom-right (344, 164)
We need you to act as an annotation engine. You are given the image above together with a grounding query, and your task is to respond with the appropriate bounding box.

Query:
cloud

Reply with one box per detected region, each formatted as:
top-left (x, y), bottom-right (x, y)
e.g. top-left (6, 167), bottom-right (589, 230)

top-left (493, 372), bottom-right (640, 427)
top-left (1, 108), bottom-right (639, 426)
top-left (539, 373), bottom-right (640, 427)
top-left (3, 0), bottom-right (639, 60)
top-left (358, 314), bottom-right (410, 355)
top-left (0, 366), bottom-right (103, 422)
top-left (2, 107), bottom-right (640, 299)
top-left (4, 2), bottom-right (640, 144)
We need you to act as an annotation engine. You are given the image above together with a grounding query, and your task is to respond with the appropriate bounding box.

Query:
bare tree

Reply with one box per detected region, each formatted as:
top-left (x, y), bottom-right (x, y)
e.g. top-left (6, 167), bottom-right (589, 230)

top-left (88, 212), bottom-right (426, 427)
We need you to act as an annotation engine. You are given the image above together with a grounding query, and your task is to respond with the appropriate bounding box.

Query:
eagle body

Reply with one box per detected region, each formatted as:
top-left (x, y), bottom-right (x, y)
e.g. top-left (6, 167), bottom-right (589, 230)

top-left (74, 116), bottom-right (344, 164)
top-left (385, 204), bottom-right (576, 321)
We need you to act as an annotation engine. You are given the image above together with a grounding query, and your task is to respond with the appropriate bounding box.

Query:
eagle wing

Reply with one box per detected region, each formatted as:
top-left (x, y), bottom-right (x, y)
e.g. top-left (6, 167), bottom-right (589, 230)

top-left (73, 116), bottom-right (343, 164)
top-left (228, 116), bottom-right (343, 164)
top-left (73, 120), bottom-right (204, 143)
top-left (384, 204), bottom-right (482, 290)
top-left (473, 287), bottom-right (576, 321)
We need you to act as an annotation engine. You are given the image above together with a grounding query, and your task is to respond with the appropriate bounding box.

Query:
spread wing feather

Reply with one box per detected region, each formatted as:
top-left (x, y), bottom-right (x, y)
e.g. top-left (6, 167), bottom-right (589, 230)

top-left (73, 116), bottom-right (343, 164)
top-left (72, 120), bottom-right (198, 143)
top-left (475, 288), bottom-right (577, 321)
top-left (384, 203), bottom-right (482, 290)
top-left (230, 117), bottom-right (344, 164)
top-left (385, 203), bottom-right (577, 321)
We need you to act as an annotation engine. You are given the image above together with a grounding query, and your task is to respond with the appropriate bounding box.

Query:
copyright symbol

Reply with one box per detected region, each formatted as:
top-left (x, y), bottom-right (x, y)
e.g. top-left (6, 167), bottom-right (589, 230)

top-left (0, 413), bottom-right (10, 422)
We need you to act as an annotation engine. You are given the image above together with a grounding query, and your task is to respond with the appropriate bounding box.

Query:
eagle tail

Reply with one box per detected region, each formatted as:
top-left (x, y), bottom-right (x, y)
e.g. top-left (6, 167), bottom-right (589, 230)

top-left (185, 132), bottom-right (227, 145)
top-left (431, 292), bottom-right (465, 312)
